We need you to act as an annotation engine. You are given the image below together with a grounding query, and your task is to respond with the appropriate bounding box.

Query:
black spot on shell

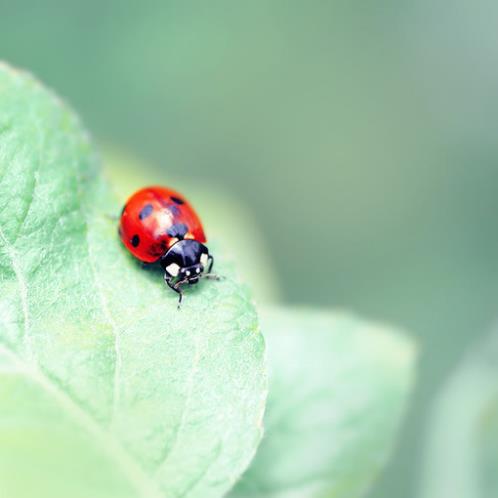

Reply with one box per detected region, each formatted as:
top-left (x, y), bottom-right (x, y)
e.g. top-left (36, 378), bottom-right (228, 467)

top-left (131, 234), bottom-right (140, 247)
top-left (170, 196), bottom-right (185, 205)
top-left (139, 203), bottom-right (154, 220)
top-left (167, 204), bottom-right (181, 216)
top-left (167, 223), bottom-right (188, 238)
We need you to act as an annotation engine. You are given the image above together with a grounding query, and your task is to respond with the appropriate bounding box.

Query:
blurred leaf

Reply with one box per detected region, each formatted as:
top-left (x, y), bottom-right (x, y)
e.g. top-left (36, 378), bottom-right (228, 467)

top-left (229, 307), bottom-right (417, 498)
top-left (420, 328), bottom-right (498, 498)
top-left (102, 146), bottom-right (281, 304)
top-left (0, 63), bottom-right (267, 498)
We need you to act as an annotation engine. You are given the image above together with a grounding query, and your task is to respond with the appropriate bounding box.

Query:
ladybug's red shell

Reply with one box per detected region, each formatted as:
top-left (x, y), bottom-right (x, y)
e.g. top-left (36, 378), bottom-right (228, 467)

top-left (119, 186), bottom-right (207, 263)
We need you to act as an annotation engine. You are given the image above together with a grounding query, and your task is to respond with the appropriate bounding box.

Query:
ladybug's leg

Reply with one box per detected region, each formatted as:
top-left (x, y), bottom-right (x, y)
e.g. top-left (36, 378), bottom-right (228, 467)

top-left (175, 286), bottom-right (184, 308)
top-left (202, 256), bottom-right (223, 281)
top-left (200, 255), bottom-right (222, 280)
top-left (164, 274), bottom-right (175, 292)
top-left (174, 279), bottom-right (190, 309)
top-left (164, 274), bottom-right (186, 309)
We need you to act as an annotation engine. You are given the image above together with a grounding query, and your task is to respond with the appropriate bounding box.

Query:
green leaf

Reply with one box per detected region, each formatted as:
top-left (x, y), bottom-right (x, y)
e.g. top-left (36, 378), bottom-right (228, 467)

top-left (0, 63), bottom-right (267, 498)
top-left (420, 331), bottom-right (498, 498)
top-left (228, 307), bottom-right (417, 498)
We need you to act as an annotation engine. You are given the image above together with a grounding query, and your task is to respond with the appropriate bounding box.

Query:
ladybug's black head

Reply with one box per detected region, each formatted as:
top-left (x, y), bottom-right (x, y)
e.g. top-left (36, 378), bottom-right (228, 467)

top-left (160, 239), bottom-right (211, 285)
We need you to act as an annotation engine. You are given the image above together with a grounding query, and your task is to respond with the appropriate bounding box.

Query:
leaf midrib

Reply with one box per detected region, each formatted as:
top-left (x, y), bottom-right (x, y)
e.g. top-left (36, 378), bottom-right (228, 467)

top-left (83, 216), bottom-right (123, 429)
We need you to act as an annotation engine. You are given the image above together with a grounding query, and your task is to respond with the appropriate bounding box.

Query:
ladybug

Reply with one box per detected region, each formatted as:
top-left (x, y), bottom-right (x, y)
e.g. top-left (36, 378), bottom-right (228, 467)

top-left (118, 186), bottom-right (219, 307)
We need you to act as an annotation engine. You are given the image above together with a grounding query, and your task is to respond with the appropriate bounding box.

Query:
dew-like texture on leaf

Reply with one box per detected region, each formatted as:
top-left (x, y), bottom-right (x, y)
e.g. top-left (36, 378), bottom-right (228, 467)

top-left (420, 329), bottom-right (498, 498)
top-left (0, 63), bottom-right (267, 498)
top-left (228, 307), bottom-right (417, 498)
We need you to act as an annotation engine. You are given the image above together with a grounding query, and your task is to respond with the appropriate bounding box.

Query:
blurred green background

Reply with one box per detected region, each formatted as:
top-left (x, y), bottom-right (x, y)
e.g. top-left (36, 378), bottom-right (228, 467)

top-left (2, 1), bottom-right (498, 496)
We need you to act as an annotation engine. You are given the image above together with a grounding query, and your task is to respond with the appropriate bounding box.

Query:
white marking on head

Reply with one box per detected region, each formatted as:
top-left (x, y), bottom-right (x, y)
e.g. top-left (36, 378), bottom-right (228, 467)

top-left (166, 263), bottom-right (180, 277)
top-left (196, 267), bottom-right (201, 273)
top-left (186, 270), bottom-right (191, 277)
top-left (200, 253), bottom-right (209, 267)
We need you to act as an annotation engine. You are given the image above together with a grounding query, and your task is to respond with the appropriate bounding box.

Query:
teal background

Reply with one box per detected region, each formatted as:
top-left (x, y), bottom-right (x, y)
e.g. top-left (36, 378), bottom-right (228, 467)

top-left (2, 1), bottom-right (498, 496)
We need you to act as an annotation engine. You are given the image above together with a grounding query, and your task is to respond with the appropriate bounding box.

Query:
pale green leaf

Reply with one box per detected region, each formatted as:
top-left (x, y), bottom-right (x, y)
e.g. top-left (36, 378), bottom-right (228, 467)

top-left (229, 307), bottom-right (416, 498)
top-left (420, 330), bottom-right (498, 498)
top-left (0, 63), bottom-right (267, 498)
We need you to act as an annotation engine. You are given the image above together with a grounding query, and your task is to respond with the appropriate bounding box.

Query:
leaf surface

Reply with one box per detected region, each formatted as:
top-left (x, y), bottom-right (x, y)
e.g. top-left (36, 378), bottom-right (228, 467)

top-left (420, 329), bottom-right (498, 498)
top-left (229, 307), bottom-right (416, 498)
top-left (0, 63), bottom-right (267, 498)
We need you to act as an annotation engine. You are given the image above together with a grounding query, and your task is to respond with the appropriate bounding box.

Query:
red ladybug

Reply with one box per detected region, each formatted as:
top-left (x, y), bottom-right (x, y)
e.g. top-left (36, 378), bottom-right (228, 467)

top-left (119, 186), bottom-right (219, 307)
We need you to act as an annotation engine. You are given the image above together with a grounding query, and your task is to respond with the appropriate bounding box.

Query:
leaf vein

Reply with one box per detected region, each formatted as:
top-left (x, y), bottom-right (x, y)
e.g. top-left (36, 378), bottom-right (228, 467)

top-left (0, 224), bottom-right (33, 361)
top-left (0, 341), bottom-right (162, 498)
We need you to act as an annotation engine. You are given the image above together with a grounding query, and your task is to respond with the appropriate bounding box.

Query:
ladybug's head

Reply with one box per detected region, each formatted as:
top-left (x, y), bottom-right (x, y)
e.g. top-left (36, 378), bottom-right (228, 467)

top-left (160, 239), bottom-right (211, 285)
